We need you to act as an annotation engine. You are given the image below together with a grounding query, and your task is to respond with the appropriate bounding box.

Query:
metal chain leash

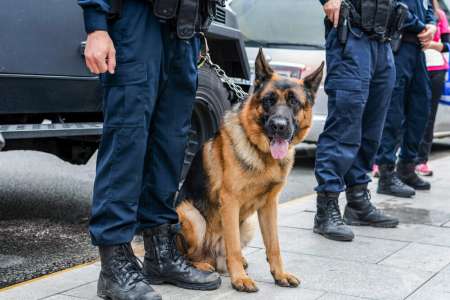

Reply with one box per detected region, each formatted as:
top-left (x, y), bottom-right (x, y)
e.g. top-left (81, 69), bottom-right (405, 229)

top-left (198, 33), bottom-right (248, 102)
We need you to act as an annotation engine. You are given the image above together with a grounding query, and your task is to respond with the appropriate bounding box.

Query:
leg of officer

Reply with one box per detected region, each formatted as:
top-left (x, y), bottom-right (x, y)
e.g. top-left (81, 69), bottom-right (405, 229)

top-left (313, 25), bottom-right (373, 242)
top-left (137, 31), bottom-right (199, 229)
top-left (137, 26), bottom-right (221, 291)
top-left (417, 70), bottom-right (446, 168)
top-left (376, 44), bottom-right (416, 198)
top-left (342, 42), bottom-right (399, 228)
top-left (84, 1), bottom-right (164, 299)
top-left (397, 53), bottom-right (432, 190)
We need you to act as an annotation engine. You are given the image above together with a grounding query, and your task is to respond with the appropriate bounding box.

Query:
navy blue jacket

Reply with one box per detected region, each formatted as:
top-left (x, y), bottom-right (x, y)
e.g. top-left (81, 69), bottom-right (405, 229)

top-left (318, 0), bottom-right (435, 33)
top-left (78, 0), bottom-right (110, 33)
top-left (399, 0), bottom-right (435, 33)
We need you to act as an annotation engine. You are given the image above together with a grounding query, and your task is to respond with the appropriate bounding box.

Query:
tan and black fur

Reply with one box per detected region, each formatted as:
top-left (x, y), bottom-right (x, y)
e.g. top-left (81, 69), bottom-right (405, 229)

top-left (176, 49), bottom-right (324, 292)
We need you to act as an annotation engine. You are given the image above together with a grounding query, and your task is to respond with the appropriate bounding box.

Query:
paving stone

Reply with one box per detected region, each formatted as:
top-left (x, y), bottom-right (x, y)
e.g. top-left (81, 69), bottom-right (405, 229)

top-left (351, 223), bottom-right (450, 247)
top-left (318, 293), bottom-right (372, 300)
top-left (279, 196), bottom-right (317, 215)
top-left (442, 221), bottom-right (450, 228)
top-left (408, 264), bottom-right (450, 300)
top-left (244, 251), bottom-right (433, 300)
top-left (62, 281), bottom-right (98, 300)
top-left (63, 276), bottom-right (324, 300)
top-left (278, 211), bottom-right (315, 230)
top-left (44, 295), bottom-right (81, 300)
top-left (379, 243), bottom-right (450, 272)
top-left (375, 197), bottom-right (450, 227)
top-left (249, 226), bottom-right (407, 264)
top-left (0, 264), bottom-right (99, 300)
top-left (372, 185), bottom-right (450, 225)
top-left (210, 278), bottom-right (325, 300)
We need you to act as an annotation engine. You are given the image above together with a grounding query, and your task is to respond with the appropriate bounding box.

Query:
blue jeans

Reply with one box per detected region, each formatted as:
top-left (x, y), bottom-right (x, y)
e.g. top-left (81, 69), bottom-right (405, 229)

top-left (90, 0), bottom-right (200, 246)
top-left (315, 28), bottom-right (396, 193)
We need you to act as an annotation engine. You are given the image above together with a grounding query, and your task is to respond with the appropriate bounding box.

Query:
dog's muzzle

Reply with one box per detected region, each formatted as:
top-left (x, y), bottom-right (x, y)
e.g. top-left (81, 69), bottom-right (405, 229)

top-left (265, 115), bottom-right (295, 160)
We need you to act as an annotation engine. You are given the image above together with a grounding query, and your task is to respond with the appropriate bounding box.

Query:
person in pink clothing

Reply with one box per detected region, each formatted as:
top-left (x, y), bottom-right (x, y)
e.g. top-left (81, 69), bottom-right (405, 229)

top-left (417, 0), bottom-right (450, 176)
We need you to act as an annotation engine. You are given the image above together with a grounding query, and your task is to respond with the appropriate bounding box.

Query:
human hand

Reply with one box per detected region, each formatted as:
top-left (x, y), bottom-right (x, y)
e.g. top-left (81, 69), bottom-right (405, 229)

top-left (84, 31), bottom-right (116, 74)
top-left (424, 41), bottom-right (444, 52)
top-left (323, 0), bottom-right (342, 28)
top-left (418, 24), bottom-right (437, 48)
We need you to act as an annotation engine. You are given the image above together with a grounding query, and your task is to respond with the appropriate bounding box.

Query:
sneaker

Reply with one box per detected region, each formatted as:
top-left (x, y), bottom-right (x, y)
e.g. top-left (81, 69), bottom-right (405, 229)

top-left (416, 163), bottom-right (433, 177)
top-left (372, 164), bottom-right (380, 178)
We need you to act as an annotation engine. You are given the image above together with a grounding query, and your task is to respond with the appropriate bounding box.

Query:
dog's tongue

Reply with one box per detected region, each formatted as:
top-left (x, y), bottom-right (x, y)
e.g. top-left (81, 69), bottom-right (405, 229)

top-left (270, 138), bottom-right (289, 160)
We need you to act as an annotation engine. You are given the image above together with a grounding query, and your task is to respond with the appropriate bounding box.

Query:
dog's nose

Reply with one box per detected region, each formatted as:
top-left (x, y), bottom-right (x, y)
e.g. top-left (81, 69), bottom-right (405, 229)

top-left (270, 117), bottom-right (288, 134)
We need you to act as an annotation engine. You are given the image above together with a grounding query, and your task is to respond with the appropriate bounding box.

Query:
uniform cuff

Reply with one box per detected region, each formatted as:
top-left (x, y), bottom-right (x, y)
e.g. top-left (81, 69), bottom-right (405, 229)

top-left (416, 22), bottom-right (426, 33)
top-left (83, 6), bottom-right (108, 34)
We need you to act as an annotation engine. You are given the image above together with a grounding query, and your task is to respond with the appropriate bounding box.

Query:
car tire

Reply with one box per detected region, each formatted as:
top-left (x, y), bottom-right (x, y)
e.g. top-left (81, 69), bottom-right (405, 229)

top-left (180, 64), bottom-right (232, 182)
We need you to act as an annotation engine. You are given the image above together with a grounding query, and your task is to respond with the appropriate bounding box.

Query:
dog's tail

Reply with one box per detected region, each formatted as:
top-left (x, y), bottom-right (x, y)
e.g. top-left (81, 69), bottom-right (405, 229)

top-left (176, 200), bottom-right (207, 259)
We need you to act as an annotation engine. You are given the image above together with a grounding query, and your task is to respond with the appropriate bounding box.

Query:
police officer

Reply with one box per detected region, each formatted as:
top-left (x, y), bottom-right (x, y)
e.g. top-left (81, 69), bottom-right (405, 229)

top-left (376, 0), bottom-right (436, 197)
top-left (78, 0), bottom-right (221, 299)
top-left (314, 0), bottom-right (400, 242)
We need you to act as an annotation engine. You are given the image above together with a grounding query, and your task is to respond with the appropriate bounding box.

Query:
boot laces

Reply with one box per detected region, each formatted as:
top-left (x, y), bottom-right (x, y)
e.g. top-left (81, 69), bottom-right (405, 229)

top-left (326, 199), bottom-right (344, 225)
top-left (362, 189), bottom-right (378, 213)
top-left (113, 244), bottom-right (145, 285)
top-left (392, 172), bottom-right (408, 187)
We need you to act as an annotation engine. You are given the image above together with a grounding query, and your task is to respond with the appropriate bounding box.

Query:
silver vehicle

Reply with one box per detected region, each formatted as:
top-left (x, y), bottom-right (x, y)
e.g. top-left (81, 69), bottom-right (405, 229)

top-left (231, 0), bottom-right (450, 142)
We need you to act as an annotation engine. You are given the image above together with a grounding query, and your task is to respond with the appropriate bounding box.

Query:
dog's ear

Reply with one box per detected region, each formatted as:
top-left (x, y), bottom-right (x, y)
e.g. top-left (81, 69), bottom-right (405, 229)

top-left (303, 61), bottom-right (324, 105)
top-left (254, 48), bottom-right (274, 90)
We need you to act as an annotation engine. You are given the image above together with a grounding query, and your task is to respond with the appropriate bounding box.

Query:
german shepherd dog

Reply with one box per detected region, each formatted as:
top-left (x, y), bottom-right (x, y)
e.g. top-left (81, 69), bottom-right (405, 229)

top-left (176, 49), bottom-right (324, 292)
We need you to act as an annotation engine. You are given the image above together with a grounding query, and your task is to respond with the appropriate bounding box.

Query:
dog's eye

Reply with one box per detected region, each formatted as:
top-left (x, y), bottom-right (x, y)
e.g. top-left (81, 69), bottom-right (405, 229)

top-left (286, 91), bottom-right (300, 109)
top-left (262, 93), bottom-right (277, 110)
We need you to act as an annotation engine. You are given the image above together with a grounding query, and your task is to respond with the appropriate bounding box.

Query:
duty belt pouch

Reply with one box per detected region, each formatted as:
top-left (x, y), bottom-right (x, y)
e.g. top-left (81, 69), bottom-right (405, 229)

top-left (177, 0), bottom-right (200, 39)
top-left (360, 0), bottom-right (377, 32)
top-left (153, 0), bottom-right (179, 20)
top-left (373, 0), bottom-right (394, 37)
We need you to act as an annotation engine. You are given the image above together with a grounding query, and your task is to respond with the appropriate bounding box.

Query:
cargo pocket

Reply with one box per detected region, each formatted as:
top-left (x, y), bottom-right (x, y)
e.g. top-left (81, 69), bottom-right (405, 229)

top-left (326, 79), bottom-right (365, 145)
top-left (101, 62), bottom-right (148, 128)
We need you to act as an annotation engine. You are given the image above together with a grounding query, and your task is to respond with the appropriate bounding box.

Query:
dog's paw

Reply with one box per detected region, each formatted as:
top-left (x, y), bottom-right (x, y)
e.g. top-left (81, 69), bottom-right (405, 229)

top-left (273, 272), bottom-right (301, 288)
top-left (231, 276), bottom-right (259, 293)
top-left (192, 262), bottom-right (216, 273)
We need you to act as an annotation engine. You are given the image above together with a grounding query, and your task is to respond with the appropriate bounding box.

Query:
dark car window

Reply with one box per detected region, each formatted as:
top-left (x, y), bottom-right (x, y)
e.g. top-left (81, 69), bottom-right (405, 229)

top-left (230, 0), bottom-right (326, 48)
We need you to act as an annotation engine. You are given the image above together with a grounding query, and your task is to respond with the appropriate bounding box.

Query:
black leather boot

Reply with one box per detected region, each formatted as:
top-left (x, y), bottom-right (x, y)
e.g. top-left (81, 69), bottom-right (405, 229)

top-left (97, 244), bottom-right (161, 300)
top-left (344, 184), bottom-right (399, 228)
top-left (377, 164), bottom-right (416, 198)
top-left (313, 192), bottom-right (354, 242)
top-left (142, 224), bottom-right (221, 291)
top-left (397, 161), bottom-right (431, 190)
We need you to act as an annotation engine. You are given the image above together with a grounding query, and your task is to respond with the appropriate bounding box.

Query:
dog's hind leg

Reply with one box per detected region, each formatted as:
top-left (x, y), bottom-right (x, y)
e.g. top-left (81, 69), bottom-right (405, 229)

top-left (192, 260), bottom-right (216, 272)
top-left (176, 201), bottom-right (207, 260)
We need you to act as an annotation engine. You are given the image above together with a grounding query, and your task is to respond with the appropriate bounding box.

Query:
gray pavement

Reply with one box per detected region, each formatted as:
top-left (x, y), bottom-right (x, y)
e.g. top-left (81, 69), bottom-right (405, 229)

top-left (0, 145), bottom-right (316, 288)
top-left (2, 155), bottom-right (450, 299)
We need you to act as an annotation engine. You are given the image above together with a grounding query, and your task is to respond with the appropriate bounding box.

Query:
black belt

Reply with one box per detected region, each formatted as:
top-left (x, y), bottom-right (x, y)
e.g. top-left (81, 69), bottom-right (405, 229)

top-left (402, 32), bottom-right (420, 45)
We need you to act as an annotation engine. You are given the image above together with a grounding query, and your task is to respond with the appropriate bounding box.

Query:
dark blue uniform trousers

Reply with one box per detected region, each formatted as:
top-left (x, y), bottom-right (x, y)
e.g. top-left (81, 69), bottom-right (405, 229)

top-left (376, 43), bottom-right (431, 165)
top-left (315, 28), bottom-right (396, 193)
top-left (90, 0), bottom-right (200, 246)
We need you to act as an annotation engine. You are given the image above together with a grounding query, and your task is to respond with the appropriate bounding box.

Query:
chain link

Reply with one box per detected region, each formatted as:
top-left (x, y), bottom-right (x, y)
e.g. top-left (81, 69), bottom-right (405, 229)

top-left (201, 53), bottom-right (249, 102)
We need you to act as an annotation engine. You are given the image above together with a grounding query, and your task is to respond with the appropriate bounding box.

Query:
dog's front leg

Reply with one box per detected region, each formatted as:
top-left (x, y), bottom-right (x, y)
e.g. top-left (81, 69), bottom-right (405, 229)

top-left (220, 190), bottom-right (258, 293)
top-left (258, 185), bottom-right (300, 288)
